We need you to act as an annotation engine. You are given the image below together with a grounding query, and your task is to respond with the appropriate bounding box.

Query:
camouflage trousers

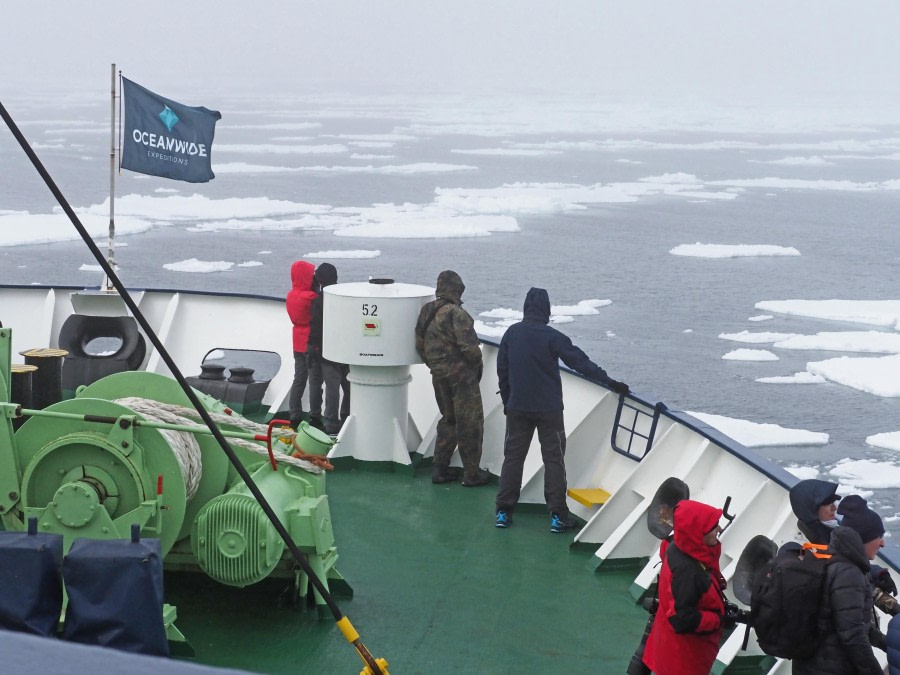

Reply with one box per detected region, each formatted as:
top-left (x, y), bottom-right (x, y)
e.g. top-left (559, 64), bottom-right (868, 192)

top-left (431, 371), bottom-right (484, 479)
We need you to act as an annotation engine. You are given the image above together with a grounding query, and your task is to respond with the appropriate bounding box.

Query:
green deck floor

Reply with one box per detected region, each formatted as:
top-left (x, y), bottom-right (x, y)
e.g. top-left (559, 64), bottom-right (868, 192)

top-left (167, 465), bottom-right (650, 674)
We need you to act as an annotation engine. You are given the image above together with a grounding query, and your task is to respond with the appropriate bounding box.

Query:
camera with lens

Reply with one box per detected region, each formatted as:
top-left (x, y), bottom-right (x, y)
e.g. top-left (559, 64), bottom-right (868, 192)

top-left (874, 588), bottom-right (900, 616)
top-left (640, 596), bottom-right (659, 614)
top-left (627, 596), bottom-right (659, 675)
top-left (724, 601), bottom-right (751, 627)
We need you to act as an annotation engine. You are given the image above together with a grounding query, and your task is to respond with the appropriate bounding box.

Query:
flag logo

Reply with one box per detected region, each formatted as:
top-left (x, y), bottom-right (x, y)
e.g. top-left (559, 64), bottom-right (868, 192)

top-left (362, 319), bottom-right (381, 336)
top-left (159, 106), bottom-right (179, 132)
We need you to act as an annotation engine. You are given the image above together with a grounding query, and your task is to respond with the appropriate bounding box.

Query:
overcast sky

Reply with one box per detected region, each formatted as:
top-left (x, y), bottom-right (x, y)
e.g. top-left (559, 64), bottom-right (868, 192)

top-left (2, 1), bottom-right (900, 105)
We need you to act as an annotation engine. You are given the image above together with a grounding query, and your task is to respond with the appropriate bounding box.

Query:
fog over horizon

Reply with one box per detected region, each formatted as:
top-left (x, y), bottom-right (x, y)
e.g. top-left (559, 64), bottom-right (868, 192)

top-left (3, 1), bottom-right (900, 110)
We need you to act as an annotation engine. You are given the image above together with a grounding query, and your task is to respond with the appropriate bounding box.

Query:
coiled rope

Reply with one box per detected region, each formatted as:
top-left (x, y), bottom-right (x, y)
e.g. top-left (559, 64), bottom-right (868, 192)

top-left (114, 397), bottom-right (323, 501)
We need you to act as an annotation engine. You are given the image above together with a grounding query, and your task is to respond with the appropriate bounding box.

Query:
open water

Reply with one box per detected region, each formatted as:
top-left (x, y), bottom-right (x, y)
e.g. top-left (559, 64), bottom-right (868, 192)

top-left (2, 89), bottom-right (900, 534)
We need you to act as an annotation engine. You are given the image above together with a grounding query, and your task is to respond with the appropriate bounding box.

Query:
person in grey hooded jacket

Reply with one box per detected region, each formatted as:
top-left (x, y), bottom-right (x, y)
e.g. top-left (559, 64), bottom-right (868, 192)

top-left (494, 287), bottom-right (628, 532)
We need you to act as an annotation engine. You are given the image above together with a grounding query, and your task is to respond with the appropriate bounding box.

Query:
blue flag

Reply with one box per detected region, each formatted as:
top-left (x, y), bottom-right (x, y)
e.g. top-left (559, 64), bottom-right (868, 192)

top-left (121, 78), bottom-right (221, 183)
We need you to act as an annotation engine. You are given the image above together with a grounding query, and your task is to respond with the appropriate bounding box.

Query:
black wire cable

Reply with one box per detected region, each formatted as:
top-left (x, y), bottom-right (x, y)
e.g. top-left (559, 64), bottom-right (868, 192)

top-left (0, 99), bottom-right (382, 674)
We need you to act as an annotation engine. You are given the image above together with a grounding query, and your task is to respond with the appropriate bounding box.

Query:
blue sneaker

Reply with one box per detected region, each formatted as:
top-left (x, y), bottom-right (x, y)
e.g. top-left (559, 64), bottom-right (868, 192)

top-left (550, 512), bottom-right (576, 533)
top-left (496, 511), bottom-right (512, 528)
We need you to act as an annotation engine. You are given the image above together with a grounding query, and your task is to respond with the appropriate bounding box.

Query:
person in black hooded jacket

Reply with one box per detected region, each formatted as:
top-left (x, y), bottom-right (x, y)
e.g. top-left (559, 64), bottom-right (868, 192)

top-left (789, 478), bottom-right (841, 545)
top-left (307, 263), bottom-right (349, 435)
top-left (494, 287), bottom-right (628, 532)
top-left (792, 503), bottom-right (886, 675)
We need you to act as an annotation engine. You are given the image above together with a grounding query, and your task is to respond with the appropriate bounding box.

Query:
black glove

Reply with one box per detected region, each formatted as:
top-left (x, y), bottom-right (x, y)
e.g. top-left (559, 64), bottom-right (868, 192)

top-left (869, 625), bottom-right (887, 651)
top-left (722, 603), bottom-right (740, 629)
top-left (873, 567), bottom-right (897, 596)
top-left (610, 380), bottom-right (629, 395)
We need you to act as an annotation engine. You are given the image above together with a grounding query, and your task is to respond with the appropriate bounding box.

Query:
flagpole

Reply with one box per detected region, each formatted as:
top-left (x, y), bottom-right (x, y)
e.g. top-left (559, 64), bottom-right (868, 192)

top-left (105, 62), bottom-right (116, 291)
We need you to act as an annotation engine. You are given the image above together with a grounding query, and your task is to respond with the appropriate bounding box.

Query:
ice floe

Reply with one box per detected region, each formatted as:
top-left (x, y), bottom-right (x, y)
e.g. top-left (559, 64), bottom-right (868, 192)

top-left (163, 259), bottom-right (233, 273)
top-left (722, 349), bottom-right (779, 361)
top-left (671, 243), bottom-right (800, 258)
top-left (807, 354), bottom-right (900, 397)
top-left (830, 458), bottom-right (900, 490)
top-left (755, 299), bottom-right (900, 329)
top-left (686, 411), bottom-right (828, 447)
top-left (755, 372), bottom-right (827, 384)
top-left (750, 156), bottom-right (834, 166)
top-left (475, 299), bottom-right (611, 337)
top-left (304, 250), bottom-right (381, 259)
top-left (719, 331), bottom-right (800, 343)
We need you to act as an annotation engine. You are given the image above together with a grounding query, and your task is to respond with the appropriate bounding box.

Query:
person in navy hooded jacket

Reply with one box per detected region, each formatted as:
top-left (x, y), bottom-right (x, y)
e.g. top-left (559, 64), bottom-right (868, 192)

top-left (494, 287), bottom-right (628, 532)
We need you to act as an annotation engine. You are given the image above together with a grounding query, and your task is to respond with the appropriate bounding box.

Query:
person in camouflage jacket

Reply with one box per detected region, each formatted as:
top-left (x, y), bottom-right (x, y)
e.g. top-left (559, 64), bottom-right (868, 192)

top-left (415, 270), bottom-right (490, 487)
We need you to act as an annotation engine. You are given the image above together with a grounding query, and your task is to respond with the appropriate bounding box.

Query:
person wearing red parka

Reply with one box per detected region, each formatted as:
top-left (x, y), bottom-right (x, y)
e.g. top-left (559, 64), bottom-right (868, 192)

top-left (642, 499), bottom-right (726, 675)
top-left (286, 260), bottom-right (317, 429)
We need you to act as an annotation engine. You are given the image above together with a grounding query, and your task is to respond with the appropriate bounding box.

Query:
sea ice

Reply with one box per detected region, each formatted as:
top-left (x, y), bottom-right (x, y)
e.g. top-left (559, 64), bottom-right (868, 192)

top-left (163, 259), bottom-right (233, 273)
top-left (686, 411), bottom-right (828, 447)
top-left (722, 349), bottom-right (779, 361)
top-left (670, 243), bottom-right (800, 258)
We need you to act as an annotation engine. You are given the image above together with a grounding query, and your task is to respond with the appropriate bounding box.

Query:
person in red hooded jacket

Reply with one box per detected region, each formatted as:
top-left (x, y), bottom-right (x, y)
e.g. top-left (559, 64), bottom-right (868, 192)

top-left (286, 260), bottom-right (317, 429)
top-left (642, 499), bottom-right (727, 675)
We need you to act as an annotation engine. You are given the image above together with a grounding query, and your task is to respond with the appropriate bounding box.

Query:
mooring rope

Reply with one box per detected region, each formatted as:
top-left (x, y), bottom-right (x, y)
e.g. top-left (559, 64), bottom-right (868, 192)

top-left (114, 398), bottom-right (323, 500)
top-left (115, 397), bottom-right (204, 500)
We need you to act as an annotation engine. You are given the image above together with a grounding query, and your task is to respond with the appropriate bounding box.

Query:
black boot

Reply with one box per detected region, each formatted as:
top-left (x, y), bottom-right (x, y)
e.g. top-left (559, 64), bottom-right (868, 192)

top-left (308, 414), bottom-right (326, 432)
top-left (431, 466), bottom-right (462, 484)
top-left (462, 469), bottom-right (492, 487)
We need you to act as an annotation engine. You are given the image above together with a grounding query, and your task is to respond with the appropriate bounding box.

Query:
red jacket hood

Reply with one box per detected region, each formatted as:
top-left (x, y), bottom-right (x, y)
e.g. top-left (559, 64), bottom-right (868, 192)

top-left (673, 500), bottom-right (722, 569)
top-left (291, 260), bottom-right (315, 291)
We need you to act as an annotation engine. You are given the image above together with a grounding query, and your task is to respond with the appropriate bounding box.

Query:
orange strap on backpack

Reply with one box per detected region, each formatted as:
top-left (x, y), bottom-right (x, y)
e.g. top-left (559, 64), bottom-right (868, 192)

top-left (802, 542), bottom-right (832, 559)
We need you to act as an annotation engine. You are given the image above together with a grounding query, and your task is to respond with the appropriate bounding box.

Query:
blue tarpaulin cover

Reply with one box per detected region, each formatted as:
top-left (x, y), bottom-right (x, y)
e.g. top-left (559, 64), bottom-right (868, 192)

top-left (63, 535), bottom-right (169, 656)
top-left (0, 529), bottom-right (63, 636)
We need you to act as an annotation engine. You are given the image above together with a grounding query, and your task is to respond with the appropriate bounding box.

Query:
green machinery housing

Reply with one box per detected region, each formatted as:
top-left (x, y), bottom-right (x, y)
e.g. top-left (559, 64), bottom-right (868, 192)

top-left (0, 326), bottom-right (344, 612)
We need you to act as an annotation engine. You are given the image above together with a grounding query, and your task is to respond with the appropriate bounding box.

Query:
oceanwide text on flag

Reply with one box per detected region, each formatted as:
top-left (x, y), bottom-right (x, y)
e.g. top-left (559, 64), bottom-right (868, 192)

top-left (121, 78), bottom-right (221, 183)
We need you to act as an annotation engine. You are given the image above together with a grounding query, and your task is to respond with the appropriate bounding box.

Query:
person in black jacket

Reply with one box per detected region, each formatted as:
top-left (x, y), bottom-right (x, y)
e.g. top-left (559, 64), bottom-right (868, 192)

top-left (840, 494), bottom-right (900, 608)
top-left (792, 501), bottom-right (886, 675)
top-left (494, 287), bottom-right (628, 532)
top-left (789, 478), bottom-right (841, 545)
top-left (307, 263), bottom-right (349, 435)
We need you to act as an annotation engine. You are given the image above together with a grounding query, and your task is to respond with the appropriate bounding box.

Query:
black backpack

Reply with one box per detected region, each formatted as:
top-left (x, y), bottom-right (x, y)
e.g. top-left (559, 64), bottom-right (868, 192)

top-left (749, 542), bottom-right (832, 660)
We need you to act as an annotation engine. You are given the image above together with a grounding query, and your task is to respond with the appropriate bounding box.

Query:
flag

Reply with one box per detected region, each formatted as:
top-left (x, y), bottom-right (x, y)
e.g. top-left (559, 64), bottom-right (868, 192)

top-left (121, 77), bottom-right (221, 183)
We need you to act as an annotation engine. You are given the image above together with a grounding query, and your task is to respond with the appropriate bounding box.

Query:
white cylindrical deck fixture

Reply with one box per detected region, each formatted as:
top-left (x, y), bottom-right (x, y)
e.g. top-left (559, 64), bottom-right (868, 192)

top-left (322, 279), bottom-right (434, 464)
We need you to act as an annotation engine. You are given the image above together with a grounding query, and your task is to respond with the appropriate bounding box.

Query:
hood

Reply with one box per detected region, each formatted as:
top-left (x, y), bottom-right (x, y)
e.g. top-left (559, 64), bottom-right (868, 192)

top-left (523, 287), bottom-right (550, 324)
top-left (290, 260), bottom-right (315, 291)
top-left (673, 500), bottom-right (723, 569)
top-left (829, 525), bottom-right (870, 572)
top-left (315, 262), bottom-right (338, 288)
top-left (435, 270), bottom-right (464, 305)
top-left (789, 479), bottom-right (839, 523)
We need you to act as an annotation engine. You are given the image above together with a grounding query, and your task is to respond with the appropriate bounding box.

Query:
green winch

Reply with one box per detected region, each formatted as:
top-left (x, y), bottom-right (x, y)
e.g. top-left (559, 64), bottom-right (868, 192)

top-left (0, 326), bottom-right (345, 609)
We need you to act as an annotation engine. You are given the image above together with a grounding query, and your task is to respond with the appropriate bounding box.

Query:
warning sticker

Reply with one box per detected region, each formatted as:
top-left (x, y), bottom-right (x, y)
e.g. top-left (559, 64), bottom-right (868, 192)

top-left (362, 319), bottom-right (381, 336)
